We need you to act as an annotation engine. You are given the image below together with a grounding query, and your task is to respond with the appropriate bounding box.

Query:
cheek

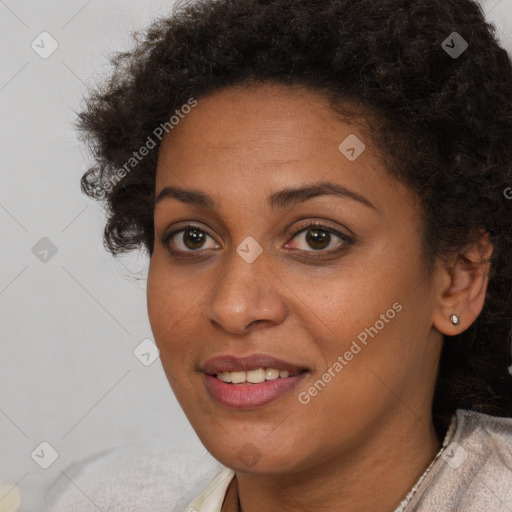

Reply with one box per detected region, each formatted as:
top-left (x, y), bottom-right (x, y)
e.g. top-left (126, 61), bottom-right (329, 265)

top-left (146, 257), bottom-right (200, 363)
top-left (292, 252), bottom-right (407, 347)
top-left (148, 253), bottom-right (199, 325)
top-left (298, 240), bottom-right (430, 389)
top-left (146, 259), bottom-right (202, 410)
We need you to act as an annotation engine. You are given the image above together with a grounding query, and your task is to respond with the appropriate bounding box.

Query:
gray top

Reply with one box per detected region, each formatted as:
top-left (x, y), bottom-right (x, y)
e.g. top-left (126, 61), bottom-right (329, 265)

top-left (406, 409), bottom-right (512, 511)
top-left (44, 409), bottom-right (512, 512)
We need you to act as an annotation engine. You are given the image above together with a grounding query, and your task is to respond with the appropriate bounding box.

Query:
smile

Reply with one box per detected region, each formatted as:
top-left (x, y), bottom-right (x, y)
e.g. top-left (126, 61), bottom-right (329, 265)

top-left (203, 372), bottom-right (308, 409)
top-left (201, 353), bottom-right (309, 409)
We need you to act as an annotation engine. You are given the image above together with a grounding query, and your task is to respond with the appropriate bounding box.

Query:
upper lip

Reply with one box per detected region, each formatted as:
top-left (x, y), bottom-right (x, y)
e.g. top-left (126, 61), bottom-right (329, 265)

top-left (201, 353), bottom-right (308, 375)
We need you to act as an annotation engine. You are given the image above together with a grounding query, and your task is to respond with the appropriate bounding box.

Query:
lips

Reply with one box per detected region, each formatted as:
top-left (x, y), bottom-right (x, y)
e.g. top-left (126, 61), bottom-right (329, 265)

top-left (203, 372), bottom-right (308, 409)
top-left (201, 353), bottom-right (307, 376)
top-left (200, 353), bottom-right (310, 409)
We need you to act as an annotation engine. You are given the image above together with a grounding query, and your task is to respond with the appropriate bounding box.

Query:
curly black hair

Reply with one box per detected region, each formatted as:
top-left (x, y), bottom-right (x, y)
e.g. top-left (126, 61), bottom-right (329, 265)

top-left (77, 0), bottom-right (512, 437)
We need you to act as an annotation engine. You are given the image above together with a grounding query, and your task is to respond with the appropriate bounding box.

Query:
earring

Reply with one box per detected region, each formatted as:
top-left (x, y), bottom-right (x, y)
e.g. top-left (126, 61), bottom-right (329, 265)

top-left (450, 314), bottom-right (460, 326)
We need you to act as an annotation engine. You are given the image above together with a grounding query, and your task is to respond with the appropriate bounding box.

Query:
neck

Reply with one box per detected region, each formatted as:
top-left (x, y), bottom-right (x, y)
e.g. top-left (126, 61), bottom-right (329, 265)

top-left (231, 414), bottom-right (441, 512)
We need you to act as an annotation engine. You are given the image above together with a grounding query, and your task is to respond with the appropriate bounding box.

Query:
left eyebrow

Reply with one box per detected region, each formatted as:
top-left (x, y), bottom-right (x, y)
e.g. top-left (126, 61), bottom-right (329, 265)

top-left (268, 181), bottom-right (377, 211)
top-left (154, 181), bottom-right (377, 212)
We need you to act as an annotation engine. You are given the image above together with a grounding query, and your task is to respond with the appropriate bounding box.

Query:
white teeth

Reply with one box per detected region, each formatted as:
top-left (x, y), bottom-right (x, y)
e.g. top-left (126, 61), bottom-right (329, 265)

top-left (217, 372), bottom-right (232, 383)
top-left (230, 371), bottom-right (247, 384)
top-left (265, 368), bottom-right (280, 380)
top-left (247, 368), bottom-right (266, 383)
top-left (216, 367), bottom-right (295, 384)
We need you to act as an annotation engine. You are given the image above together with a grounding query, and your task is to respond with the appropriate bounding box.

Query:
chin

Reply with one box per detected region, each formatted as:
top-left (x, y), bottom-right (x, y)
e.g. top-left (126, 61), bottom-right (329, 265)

top-left (199, 432), bottom-right (310, 474)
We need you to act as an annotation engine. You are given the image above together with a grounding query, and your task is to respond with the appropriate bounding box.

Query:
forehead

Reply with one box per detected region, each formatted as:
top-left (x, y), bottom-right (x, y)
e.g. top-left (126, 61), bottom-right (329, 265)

top-left (157, 84), bottom-right (371, 175)
top-left (162, 85), bottom-right (340, 149)
top-left (154, 83), bottom-right (418, 218)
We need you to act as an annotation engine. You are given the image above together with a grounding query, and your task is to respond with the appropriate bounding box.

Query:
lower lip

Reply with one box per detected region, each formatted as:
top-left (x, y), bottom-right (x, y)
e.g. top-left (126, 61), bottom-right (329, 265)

top-left (203, 373), bottom-right (308, 409)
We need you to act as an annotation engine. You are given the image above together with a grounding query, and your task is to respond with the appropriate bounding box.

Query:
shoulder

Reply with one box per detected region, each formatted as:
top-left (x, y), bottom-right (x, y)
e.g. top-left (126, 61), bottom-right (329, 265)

top-left (411, 409), bottom-right (512, 512)
top-left (455, 408), bottom-right (512, 435)
top-left (43, 441), bottom-right (226, 512)
top-left (450, 410), bottom-right (512, 510)
top-left (453, 409), bottom-right (512, 473)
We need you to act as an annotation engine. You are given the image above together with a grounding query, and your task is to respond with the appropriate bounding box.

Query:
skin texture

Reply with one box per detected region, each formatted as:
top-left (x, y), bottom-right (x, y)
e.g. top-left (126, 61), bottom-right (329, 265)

top-left (146, 83), bottom-right (492, 512)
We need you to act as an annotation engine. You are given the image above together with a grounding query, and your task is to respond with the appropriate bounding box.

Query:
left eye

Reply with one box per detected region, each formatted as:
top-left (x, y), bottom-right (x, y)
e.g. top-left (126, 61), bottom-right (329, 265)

top-left (287, 224), bottom-right (350, 252)
top-left (162, 223), bottom-right (351, 255)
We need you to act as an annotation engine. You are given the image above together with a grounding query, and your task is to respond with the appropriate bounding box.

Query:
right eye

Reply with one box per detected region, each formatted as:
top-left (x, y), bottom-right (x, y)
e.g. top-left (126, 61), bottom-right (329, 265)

top-left (161, 224), bottom-right (220, 256)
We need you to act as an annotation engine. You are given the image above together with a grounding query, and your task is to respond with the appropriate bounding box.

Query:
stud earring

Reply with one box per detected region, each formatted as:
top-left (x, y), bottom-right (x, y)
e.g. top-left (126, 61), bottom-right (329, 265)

top-left (450, 314), bottom-right (460, 326)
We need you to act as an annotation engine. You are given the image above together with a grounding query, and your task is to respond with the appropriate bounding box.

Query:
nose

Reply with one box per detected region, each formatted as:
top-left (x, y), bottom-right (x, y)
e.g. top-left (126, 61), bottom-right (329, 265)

top-left (205, 247), bottom-right (288, 336)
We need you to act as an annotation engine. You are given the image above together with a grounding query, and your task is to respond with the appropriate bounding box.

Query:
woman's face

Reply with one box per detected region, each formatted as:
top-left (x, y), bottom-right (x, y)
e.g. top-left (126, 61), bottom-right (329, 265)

top-left (147, 83), bottom-right (444, 474)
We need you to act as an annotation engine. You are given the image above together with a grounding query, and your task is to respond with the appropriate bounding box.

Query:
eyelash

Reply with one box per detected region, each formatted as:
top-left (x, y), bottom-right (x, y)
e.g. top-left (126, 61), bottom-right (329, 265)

top-left (160, 221), bottom-right (354, 260)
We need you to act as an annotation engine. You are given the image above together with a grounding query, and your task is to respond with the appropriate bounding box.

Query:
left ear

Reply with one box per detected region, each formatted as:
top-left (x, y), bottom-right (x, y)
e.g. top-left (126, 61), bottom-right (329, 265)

top-left (432, 231), bottom-right (493, 336)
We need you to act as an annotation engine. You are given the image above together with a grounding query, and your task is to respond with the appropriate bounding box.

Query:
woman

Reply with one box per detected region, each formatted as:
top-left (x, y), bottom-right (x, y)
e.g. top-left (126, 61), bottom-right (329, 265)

top-left (47, 0), bottom-right (512, 510)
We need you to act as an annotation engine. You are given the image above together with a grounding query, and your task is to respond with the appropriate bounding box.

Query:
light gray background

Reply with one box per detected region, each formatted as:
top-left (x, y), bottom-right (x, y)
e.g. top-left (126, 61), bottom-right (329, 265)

top-left (1, 0), bottom-right (511, 510)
